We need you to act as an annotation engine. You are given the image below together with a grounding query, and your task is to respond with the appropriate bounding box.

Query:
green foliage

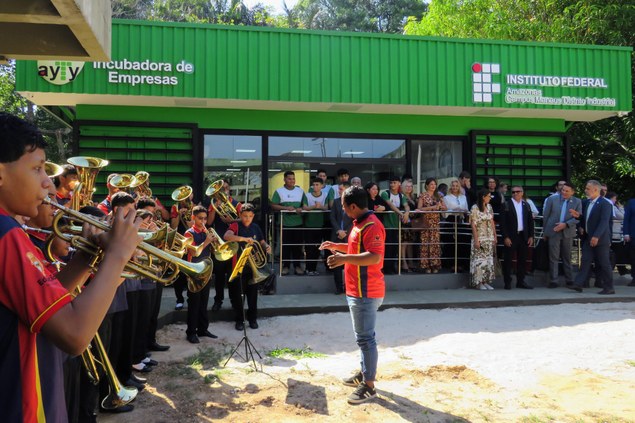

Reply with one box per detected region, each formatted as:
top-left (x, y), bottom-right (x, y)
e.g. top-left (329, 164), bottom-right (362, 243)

top-left (405, 0), bottom-right (635, 198)
top-left (0, 64), bottom-right (28, 116)
top-left (267, 346), bottom-right (326, 359)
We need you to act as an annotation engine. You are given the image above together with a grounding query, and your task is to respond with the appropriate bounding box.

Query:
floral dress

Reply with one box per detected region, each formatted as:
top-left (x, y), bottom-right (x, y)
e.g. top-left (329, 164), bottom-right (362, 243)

top-left (419, 192), bottom-right (442, 271)
top-left (469, 204), bottom-right (495, 287)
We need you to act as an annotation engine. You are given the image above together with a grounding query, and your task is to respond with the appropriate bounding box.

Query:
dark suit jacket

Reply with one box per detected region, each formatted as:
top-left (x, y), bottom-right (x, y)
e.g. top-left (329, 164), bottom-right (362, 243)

top-left (500, 199), bottom-right (534, 240)
top-left (580, 196), bottom-right (612, 246)
top-left (624, 198), bottom-right (635, 239)
top-left (330, 199), bottom-right (353, 241)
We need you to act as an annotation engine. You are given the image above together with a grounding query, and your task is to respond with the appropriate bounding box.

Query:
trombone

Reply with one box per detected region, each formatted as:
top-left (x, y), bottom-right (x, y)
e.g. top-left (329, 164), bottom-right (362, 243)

top-left (43, 198), bottom-right (213, 293)
top-left (206, 180), bottom-right (238, 221)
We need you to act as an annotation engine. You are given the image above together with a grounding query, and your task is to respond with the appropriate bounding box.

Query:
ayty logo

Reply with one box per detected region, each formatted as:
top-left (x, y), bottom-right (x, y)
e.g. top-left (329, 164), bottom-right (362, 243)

top-left (37, 60), bottom-right (84, 85)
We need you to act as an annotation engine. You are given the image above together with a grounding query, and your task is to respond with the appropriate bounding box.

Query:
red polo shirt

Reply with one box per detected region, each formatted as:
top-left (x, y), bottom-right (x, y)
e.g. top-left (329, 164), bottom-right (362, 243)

top-left (345, 211), bottom-right (385, 298)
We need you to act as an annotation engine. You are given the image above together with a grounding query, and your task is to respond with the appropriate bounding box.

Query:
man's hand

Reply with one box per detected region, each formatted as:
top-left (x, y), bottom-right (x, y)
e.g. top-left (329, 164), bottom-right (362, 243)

top-left (569, 208), bottom-right (580, 218)
top-left (553, 223), bottom-right (567, 232)
top-left (319, 241), bottom-right (336, 251)
top-left (326, 252), bottom-right (345, 269)
top-left (527, 237), bottom-right (534, 247)
top-left (625, 235), bottom-right (631, 243)
top-left (504, 237), bottom-right (512, 247)
top-left (590, 236), bottom-right (599, 247)
top-left (336, 230), bottom-right (347, 240)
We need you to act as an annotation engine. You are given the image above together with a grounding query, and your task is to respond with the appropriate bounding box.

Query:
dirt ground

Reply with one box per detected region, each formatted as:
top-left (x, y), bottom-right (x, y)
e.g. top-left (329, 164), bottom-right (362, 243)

top-left (99, 303), bottom-right (635, 422)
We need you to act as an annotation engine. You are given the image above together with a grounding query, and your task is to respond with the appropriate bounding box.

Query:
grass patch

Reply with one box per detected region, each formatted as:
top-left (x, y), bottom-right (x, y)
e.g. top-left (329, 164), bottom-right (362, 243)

top-left (625, 360), bottom-right (635, 367)
top-left (266, 346), bottom-right (326, 359)
top-left (186, 347), bottom-right (225, 370)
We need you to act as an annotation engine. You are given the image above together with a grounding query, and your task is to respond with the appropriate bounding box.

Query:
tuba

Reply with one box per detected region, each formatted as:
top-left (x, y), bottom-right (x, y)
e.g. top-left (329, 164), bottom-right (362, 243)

top-left (229, 242), bottom-right (272, 285)
top-left (205, 180), bottom-right (238, 221)
top-left (110, 173), bottom-right (136, 193)
top-left (171, 185), bottom-right (193, 228)
top-left (67, 156), bottom-right (109, 210)
top-left (131, 171), bottom-right (152, 198)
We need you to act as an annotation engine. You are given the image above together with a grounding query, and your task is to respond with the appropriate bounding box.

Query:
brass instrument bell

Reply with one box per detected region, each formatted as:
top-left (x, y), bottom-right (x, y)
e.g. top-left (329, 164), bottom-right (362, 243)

top-left (205, 179), bottom-right (238, 221)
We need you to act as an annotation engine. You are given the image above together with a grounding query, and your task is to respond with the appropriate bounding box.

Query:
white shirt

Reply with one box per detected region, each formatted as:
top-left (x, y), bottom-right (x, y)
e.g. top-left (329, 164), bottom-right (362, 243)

top-left (512, 198), bottom-right (524, 231)
top-left (442, 193), bottom-right (468, 212)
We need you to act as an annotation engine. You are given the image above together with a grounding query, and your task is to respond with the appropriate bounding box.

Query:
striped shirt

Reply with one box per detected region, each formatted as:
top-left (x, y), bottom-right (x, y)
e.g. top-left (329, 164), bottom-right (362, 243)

top-left (345, 212), bottom-right (385, 298)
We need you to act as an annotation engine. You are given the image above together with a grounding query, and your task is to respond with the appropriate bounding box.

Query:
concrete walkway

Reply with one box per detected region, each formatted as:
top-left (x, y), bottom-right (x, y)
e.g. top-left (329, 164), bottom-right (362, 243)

top-left (157, 275), bottom-right (635, 328)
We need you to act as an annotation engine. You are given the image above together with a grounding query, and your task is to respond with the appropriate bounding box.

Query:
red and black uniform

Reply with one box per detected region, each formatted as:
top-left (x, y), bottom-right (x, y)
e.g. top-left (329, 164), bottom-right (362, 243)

top-left (171, 202), bottom-right (191, 305)
top-left (184, 226), bottom-right (212, 337)
top-left (55, 191), bottom-right (72, 207)
top-left (345, 211), bottom-right (386, 298)
top-left (97, 195), bottom-right (112, 215)
top-left (227, 221), bottom-right (263, 324)
top-left (0, 208), bottom-right (72, 423)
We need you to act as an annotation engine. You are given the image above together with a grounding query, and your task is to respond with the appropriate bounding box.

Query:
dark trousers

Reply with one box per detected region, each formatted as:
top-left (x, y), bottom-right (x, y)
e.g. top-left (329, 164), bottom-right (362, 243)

top-left (630, 241), bottom-right (635, 279)
top-left (173, 272), bottom-right (187, 304)
top-left (133, 288), bottom-right (153, 364)
top-left (108, 310), bottom-right (128, 387)
top-left (383, 227), bottom-right (399, 274)
top-left (116, 290), bottom-right (139, 383)
top-left (304, 227), bottom-right (322, 272)
top-left (146, 283), bottom-right (163, 347)
top-left (503, 232), bottom-right (528, 287)
top-left (212, 258), bottom-right (231, 304)
top-left (575, 240), bottom-right (613, 290)
top-left (186, 279), bottom-right (211, 336)
top-left (79, 314), bottom-right (112, 420)
top-left (63, 356), bottom-right (82, 423)
top-left (282, 226), bottom-right (304, 270)
top-left (229, 268), bottom-right (258, 323)
top-left (333, 267), bottom-right (344, 292)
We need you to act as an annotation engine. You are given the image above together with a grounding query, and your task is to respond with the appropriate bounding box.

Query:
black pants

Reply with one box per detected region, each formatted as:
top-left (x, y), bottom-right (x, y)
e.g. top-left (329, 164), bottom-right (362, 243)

top-left (575, 240), bottom-right (613, 290)
top-left (173, 272), bottom-right (187, 304)
top-left (503, 232), bottom-right (528, 287)
top-left (383, 227), bottom-right (399, 274)
top-left (79, 314), bottom-right (112, 420)
top-left (133, 288), bottom-right (153, 364)
top-left (146, 283), bottom-right (162, 347)
top-left (304, 227), bottom-right (322, 272)
top-left (229, 267), bottom-right (258, 323)
top-left (212, 258), bottom-right (231, 304)
top-left (116, 290), bottom-right (139, 383)
top-left (282, 226), bottom-right (304, 270)
top-left (630, 240), bottom-right (635, 280)
top-left (186, 278), bottom-right (212, 336)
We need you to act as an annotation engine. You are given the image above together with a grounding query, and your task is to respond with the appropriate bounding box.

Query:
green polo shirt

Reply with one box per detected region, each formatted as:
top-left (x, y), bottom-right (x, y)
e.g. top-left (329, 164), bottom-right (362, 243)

top-left (271, 186), bottom-right (307, 227)
top-left (380, 190), bottom-right (406, 228)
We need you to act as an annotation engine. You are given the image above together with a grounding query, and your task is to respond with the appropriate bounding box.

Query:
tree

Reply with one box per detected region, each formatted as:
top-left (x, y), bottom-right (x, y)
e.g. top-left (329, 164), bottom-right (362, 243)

top-left (405, 0), bottom-right (635, 197)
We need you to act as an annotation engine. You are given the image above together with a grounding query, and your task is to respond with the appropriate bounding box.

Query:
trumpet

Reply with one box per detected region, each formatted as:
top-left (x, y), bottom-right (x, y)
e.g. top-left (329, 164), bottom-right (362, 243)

top-left (205, 180), bottom-right (238, 221)
top-left (202, 227), bottom-right (239, 261)
top-left (43, 198), bottom-right (213, 292)
top-left (67, 156), bottom-right (109, 210)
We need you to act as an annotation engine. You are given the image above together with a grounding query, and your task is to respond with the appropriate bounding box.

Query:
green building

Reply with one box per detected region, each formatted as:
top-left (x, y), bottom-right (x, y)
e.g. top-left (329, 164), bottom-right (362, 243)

top-left (16, 19), bottom-right (632, 221)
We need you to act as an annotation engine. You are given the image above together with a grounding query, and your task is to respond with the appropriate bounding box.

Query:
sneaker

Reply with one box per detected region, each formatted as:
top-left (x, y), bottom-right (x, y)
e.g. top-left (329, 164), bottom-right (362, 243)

top-left (307, 271), bottom-right (320, 276)
top-left (211, 301), bottom-right (222, 311)
top-left (281, 267), bottom-right (289, 276)
top-left (628, 280), bottom-right (635, 287)
top-left (295, 267), bottom-right (304, 275)
top-left (249, 321), bottom-right (259, 329)
top-left (478, 284), bottom-right (488, 290)
top-left (174, 302), bottom-right (184, 311)
top-left (235, 322), bottom-right (244, 331)
top-left (484, 283), bottom-right (494, 290)
top-left (342, 370), bottom-right (363, 387)
top-left (347, 383), bottom-right (377, 404)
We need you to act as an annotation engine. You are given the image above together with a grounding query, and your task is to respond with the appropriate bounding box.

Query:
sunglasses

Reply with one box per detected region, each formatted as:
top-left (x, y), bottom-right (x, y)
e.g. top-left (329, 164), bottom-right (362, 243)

top-left (511, 190), bottom-right (523, 194)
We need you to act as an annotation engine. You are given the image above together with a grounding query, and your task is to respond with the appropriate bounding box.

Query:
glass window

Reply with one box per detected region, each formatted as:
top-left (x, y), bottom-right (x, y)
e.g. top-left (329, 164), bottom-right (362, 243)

top-left (203, 135), bottom-right (262, 209)
top-left (411, 140), bottom-right (463, 194)
top-left (268, 137), bottom-right (405, 160)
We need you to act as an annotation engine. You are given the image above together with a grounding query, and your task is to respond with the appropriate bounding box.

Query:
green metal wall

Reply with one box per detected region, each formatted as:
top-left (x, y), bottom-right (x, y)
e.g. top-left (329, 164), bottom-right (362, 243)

top-left (16, 20), bottom-right (632, 113)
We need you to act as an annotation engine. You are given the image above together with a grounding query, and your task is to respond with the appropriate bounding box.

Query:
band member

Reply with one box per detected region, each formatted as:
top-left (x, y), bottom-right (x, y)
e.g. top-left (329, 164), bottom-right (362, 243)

top-left (170, 190), bottom-right (193, 310)
top-left (224, 203), bottom-right (271, 331)
top-left (184, 205), bottom-right (218, 343)
top-left (0, 112), bottom-right (142, 421)
top-left (54, 164), bottom-right (78, 206)
top-left (207, 180), bottom-right (241, 311)
top-left (97, 173), bottom-right (121, 215)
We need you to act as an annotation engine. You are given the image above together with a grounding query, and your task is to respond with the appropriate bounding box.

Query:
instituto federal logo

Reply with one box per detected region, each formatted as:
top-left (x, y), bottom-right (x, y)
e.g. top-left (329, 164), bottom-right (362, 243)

top-left (471, 63), bottom-right (501, 103)
top-left (37, 60), bottom-right (84, 85)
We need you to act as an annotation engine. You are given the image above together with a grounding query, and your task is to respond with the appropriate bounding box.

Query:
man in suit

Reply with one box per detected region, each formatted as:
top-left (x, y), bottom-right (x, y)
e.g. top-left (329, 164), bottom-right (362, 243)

top-left (500, 185), bottom-right (535, 289)
top-left (542, 182), bottom-right (582, 288)
top-left (569, 180), bottom-right (614, 294)
top-left (622, 197), bottom-right (635, 287)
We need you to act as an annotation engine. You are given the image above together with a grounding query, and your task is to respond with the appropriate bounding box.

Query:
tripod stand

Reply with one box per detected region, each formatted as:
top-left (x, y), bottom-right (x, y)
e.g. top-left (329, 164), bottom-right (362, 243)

top-left (223, 273), bottom-right (262, 371)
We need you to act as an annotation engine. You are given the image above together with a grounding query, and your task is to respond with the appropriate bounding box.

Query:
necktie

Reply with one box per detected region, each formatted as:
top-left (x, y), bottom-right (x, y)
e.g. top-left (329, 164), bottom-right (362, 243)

top-left (559, 199), bottom-right (568, 223)
top-left (585, 200), bottom-right (595, 231)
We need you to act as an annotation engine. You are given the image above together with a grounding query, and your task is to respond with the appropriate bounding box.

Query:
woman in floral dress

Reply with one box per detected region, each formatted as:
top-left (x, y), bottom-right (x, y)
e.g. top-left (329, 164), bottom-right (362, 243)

top-left (470, 189), bottom-right (498, 289)
top-left (418, 178), bottom-right (446, 273)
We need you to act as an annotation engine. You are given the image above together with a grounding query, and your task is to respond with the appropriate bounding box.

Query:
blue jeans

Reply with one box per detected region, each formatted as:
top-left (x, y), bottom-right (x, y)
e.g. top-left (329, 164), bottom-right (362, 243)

top-left (346, 296), bottom-right (384, 382)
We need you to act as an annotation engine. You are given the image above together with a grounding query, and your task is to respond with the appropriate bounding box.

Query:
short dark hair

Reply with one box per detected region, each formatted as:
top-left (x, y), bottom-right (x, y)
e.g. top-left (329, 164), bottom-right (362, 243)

top-left (342, 186), bottom-right (368, 209)
top-left (78, 205), bottom-right (106, 219)
top-left (111, 192), bottom-right (135, 209)
top-left (241, 203), bottom-right (256, 213)
top-left (283, 170), bottom-right (295, 178)
top-left (562, 182), bottom-right (575, 191)
top-left (458, 171), bottom-right (471, 180)
top-left (311, 177), bottom-right (324, 185)
top-left (401, 173), bottom-right (413, 182)
top-left (192, 205), bottom-right (207, 216)
top-left (136, 197), bottom-right (157, 210)
top-left (389, 175), bottom-right (400, 182)
top-left (54, 164), bottom-right (78, 187)
top-left (606, 191), bottom-right (617, 200)
top-left (336, 168), bottom-right (349, 177)
top-left (316, 168), bottom-right (327, 175)
top-left (0, 113), bottom-right (47, 163)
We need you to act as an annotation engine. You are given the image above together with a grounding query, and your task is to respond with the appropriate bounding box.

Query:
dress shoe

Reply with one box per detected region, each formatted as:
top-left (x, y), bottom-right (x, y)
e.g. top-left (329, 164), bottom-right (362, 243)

top-left (148, 342), bottom-right (170, 352)
top-left (235, 322), bottom-right (244, 331)
top-left (567, 285), bottom-right (583, 293)
top-left (516, 283), bottom-right (533, 289)
top-left (124, 378), bottom-right (145, 392)
top-left (594, 282), bottom-right (603, 288)
top-left (197, 330), bottom-right (218, 339)
top-left (548, 283), bottom-right (559, 289)
top-left (504, 285), bottom-right (511, 290)
top-left (142, 358), bottom-right (158, 366)
top-left (100, 404), bottom-right (134, 413)
top-left (130, 374), bottom-right (146, 384)
top-left (628, 280), bottom-right (635, 287)
top-left (598, 289), bottom-right (615, 295)
top-left (132, 363), bottom-right (152, 373)
top-left (211, 301), bottom-right (222, 311)
top-left (249, 321), bottom-right (259, 329)
top-left (174, 302), bottom-right (184, 310)
top-left (187, 334), bottom-right (200, 344)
